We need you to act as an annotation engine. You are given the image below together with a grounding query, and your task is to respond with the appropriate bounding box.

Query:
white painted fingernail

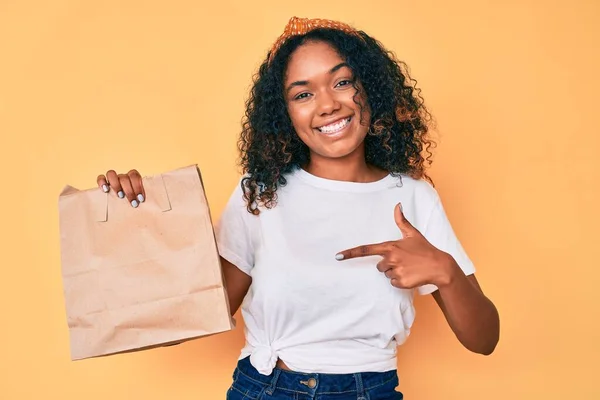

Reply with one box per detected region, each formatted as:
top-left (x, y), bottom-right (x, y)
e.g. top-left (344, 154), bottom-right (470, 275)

top-left (137, 194), bottom-right (144, 202)
top-left (102, 184), bottom-right (109, 193)
top-left (118, 191), bottom-right (125, 198)
top-left (335, 253), bottom-right (344, 260)
top-left (131, 200), bottom-right (139, 208)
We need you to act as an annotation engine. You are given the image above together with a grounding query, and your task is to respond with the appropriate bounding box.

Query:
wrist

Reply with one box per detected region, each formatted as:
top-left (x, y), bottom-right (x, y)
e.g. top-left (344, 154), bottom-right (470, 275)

top-left (433, 252), bottom-right (462, 288)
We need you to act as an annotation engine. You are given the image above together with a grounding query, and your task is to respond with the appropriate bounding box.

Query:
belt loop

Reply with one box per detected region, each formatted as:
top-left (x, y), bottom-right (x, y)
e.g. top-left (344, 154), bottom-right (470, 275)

top-left (354, 373), bottom-right (368, 400)
top-left (265, 368), bottom-right (282, 395)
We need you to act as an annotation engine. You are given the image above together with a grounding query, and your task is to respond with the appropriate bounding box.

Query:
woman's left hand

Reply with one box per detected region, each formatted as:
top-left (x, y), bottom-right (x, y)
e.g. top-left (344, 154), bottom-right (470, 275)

top-left (336, 203), bottom-right (456, 289)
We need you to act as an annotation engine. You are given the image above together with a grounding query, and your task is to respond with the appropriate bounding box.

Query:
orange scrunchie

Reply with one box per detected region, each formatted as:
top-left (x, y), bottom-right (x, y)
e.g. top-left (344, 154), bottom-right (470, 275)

top-left (268, 16), bottom-right (362, 64)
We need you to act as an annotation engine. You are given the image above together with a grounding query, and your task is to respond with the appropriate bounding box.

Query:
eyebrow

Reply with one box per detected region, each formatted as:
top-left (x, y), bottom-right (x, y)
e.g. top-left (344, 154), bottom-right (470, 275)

top-left (285, 62), bottom-right (351, 94)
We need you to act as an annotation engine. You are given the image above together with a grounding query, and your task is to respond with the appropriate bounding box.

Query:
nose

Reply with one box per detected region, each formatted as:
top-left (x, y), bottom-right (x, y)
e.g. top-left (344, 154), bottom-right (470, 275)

top-left (316, 89), bottom-right (341, 116)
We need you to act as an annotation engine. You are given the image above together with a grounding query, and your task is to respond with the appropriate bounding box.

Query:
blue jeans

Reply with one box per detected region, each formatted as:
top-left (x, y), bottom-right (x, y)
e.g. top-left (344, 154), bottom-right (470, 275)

top-left (226, 356), bottom-right (403, 400)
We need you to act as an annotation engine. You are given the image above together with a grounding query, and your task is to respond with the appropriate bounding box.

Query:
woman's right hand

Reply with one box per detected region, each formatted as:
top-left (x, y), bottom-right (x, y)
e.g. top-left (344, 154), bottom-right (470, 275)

top-left (97, 169), bottom-right (146, 208)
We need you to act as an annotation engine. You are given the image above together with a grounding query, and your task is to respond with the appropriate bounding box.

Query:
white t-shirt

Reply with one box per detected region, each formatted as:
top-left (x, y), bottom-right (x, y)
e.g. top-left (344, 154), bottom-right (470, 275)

top-left (215, 168), bottom-right (475, 376)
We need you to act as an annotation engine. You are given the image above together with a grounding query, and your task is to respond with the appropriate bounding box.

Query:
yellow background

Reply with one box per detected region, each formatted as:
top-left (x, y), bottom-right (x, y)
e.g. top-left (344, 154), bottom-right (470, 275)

top-left (1, 0), bottom-right (598, 398)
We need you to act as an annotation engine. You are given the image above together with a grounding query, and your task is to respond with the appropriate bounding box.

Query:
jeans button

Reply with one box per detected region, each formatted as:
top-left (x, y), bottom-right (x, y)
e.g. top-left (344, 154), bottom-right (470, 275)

top-left (307, 378), bottom-right (317, 388)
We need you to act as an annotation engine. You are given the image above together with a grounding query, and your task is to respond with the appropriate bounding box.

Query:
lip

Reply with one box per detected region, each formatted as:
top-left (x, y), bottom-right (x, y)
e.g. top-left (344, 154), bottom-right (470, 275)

top-left (314, 116), bottom-right (353, 130)
top-left (314, 116), bottom-right (353, 138)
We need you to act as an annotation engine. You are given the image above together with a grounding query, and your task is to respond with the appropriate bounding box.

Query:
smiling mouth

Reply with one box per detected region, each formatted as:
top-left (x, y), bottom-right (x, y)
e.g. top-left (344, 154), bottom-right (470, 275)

top-left (316, 117), bottom-right (352, 135)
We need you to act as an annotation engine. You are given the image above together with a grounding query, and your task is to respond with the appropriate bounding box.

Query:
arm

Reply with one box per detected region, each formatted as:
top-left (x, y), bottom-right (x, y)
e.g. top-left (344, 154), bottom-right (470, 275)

top-left (432, 261), bottom-right (500, 355)
top-left (336, 202), bottom-right (500, 355)
top-left (221, 256), bottom-right (252, 316)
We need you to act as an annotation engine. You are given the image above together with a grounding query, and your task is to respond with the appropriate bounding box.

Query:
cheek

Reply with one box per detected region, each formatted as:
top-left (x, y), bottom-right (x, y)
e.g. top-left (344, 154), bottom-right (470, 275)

top-left (351, 88), bottom-right (371, 124)
top-left (360, 110), bottom-right (372, 129)
top-left (287, 105), bottom-right (314, 132)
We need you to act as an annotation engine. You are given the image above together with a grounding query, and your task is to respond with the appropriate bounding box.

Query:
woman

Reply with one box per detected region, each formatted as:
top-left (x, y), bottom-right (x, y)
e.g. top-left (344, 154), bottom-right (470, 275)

top-left (96, 17), bottom-right (499, 400)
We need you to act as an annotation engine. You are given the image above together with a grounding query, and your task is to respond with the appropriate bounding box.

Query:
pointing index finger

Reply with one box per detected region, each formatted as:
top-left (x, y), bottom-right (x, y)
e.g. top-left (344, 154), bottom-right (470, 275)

top-left (335, 242), bottom-right (392, 261)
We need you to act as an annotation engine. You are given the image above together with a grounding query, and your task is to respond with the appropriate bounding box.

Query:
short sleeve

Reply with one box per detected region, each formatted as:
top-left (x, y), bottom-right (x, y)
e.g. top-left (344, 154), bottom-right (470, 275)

top-left (214, 180), bottom-right (256, 276)
top-left (418, 194), bottom-right (476, 295)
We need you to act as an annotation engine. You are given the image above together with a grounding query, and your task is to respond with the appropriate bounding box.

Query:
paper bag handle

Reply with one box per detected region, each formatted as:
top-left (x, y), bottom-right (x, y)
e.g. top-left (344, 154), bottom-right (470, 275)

top-left (93, 174), bottom-right (172, 222)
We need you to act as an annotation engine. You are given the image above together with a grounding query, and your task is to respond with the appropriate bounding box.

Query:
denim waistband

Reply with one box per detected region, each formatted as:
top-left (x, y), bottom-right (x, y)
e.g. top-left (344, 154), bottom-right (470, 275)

top-left (234, 356), bottom-right (399, 397)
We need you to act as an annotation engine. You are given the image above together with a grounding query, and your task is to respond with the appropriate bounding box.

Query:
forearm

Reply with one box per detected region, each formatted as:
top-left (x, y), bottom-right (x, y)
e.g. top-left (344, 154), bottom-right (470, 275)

top-left (221, 257), bottom-right (252, 317)
top-left (435, 257), bottom-right (500, 355)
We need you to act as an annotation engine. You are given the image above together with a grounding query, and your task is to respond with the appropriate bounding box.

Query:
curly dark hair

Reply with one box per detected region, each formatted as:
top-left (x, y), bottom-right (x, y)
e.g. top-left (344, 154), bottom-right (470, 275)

top-left (238, 27), bottom-right (436, 215)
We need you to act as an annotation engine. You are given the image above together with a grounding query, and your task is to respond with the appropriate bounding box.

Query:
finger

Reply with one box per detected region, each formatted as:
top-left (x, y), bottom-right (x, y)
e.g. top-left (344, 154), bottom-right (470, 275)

top-left (118, 174), bottom-right (139, 207)
top-left (106, 170), bottom-right (125, 199)
top-left (336, 241), bottom-right (394, 261)
top-left (384, 268), bottom-right (395, 279)
top-left (394, 202), bottom-right (418, 238)
top-left (390, 276), bottom-right (413, 289)
top-left (127, 169), bottom-right (145, 203)
top-left (97, 175), bottom-right (109, 193)
top-left (376, 259), bottom-right (392, 273)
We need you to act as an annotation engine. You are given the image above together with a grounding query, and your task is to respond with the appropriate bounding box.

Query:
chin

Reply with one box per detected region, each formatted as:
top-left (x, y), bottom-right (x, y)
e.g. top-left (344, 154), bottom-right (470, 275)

top-left (313, 140), bottom-right (366, 160)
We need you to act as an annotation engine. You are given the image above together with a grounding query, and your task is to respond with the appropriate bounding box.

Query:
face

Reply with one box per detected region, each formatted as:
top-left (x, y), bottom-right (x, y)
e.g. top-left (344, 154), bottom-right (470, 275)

top-left (283, 40), bottom-right (370, 161)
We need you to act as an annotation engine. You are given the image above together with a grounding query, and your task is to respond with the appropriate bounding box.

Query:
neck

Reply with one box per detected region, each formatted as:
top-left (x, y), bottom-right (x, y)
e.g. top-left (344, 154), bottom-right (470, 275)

top-left (304, 147), bottom-right (388, 183)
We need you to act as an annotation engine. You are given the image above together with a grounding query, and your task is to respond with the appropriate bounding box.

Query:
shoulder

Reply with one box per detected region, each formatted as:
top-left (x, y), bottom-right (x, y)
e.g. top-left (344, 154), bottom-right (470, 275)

top-left (223, 175), bottom-right (248, 206)
top-left (394, 173), bottom-right (441, 204)
top-left (224, 173), bottom-right (291, 217)
top-left (228, 174), bottom-right (266, 203)
top-left (220, 174), bottom-right (256, 220)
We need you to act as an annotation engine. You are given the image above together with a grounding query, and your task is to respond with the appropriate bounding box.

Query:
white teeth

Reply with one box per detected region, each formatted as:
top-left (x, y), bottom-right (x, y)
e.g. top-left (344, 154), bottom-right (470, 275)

top-left (318, 117), bottom-right (351, 134)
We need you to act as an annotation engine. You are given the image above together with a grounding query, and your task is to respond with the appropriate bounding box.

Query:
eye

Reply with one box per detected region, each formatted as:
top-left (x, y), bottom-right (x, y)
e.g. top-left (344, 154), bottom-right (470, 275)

top-left (293, 92), bottom-right (312, 101)
top-left (336, 79), bottom-right (354, 88)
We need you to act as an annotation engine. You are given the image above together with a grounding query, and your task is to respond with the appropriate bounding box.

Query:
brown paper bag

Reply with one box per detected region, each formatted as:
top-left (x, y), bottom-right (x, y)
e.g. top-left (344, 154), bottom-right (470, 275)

top-left (58, 164), bottom-right (234, 360)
